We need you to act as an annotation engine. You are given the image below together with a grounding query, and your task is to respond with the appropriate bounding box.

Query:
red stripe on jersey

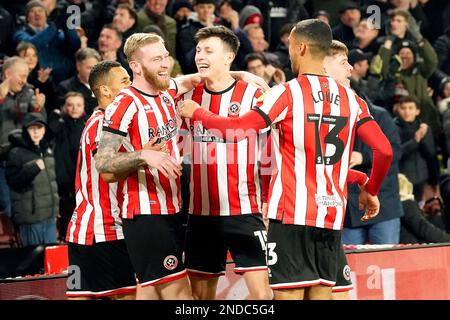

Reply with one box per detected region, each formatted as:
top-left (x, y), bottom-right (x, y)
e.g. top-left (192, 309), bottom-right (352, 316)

top-left (207, 93), bottom-right (222, 216)
top-left (153, 95), bottom-right (176, 214)
top-left (227, 82), bottom-right (247, 215)
top-left (300, 76), bottom-right (319, 226)
top-left (318, 77), bottom-right (337, 229)
top-left (67, 110), bottom-right (123, 244)
top-left (191, 84), bottom-right (205, 214)
top-left (128, 87), bottom-right (161, 215)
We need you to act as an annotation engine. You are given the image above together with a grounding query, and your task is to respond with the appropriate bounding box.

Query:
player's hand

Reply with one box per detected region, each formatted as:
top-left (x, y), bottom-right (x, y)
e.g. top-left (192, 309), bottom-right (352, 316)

top-left (140, 149), bottom-right (182, 179)
top-left (359, 187), bottom-right (380, 222)
top-left (143, 137), bottom-right (169, 154)
top-left (178, 99), bottom-right (200, 119)
top-left (349, 151), bottom-right (363, 168)
top-left (238, 71), bottom-right (270, 91)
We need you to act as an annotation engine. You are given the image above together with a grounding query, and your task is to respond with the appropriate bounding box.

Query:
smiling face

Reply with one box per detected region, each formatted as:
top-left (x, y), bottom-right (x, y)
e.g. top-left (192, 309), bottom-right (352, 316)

top-left (397, 101), bottom-right (420, 122)
top-left (19, 47), bottom-right (39, 71)
top-left (399, 47), bottom-right (414, 70)
top-left (195, 36), bottom-right (233, 80)
top-left (27, 6), bottom-right (47, 29)
top-left (98, 28), bottom-right (122, 53)
top-left (63, 95), bottom-right (85, 119)
top-left (136, 41), bottom-right (170, 90)
top-left (323, 53), bottom-right (353, 86)
top-left (4, 61), bottom-right (30, 93)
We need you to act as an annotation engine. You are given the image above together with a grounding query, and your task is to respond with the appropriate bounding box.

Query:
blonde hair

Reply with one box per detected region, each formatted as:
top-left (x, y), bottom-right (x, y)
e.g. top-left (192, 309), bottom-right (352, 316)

top-left (123, 33), bottom-right (165, 62)
top-left (328, 40), bottom-right (348, 57)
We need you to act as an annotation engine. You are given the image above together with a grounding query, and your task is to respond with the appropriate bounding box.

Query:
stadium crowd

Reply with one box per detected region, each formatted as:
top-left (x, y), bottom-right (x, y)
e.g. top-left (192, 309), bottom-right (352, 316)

top-left (1, 0), bottom-right (450, 253)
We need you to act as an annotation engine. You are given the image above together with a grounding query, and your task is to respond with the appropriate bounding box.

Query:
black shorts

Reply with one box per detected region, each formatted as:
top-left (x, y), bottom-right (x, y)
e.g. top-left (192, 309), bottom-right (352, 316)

top-left (184, 214), bottom-right (268, 277)
top-left (66, 240), bottom-right (137, 298)
top-left (333, 245), bottom-right (353, 292)
top-left (267, 220), bottom-right (341, 289)
top-left (122, 214), bottom-right (187, 287)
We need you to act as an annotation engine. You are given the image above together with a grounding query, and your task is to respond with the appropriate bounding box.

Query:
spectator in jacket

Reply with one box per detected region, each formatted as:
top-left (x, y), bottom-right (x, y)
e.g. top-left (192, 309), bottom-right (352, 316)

top-left (112, 3), bottom-right (139, 44)
top-left (273, 23), bottom-right (295, 81)
top-left (394, 96), bottom-right (440, 201)
top-left (48, 91), bottom-right (87, 242)
top-left (16, 42), bottom-right (56, 115)
top-left (243, 23), bottom-right (281, 68)
top-left (376, 32), bottom-right (440, 140)
top-left (13, 0), bottom-right (81, 83)
top-left (136, 0), bottom-right (177, 57)
top-left (5, 112), bottom-right (59, 246)
top-left (56, 48), bottom-right (100, 116)
top-left (349, 18), bottom-right (381, 56)
top-left (332, 1), bottom-right (361, 48)
top-left (244, 53), bottom-right (285, 87)
top-left (433, 26), bottom-right (450, 77)
top-left (97, 24), bottom-right (129, 73)
top-left (399, 173), bottom-right (450, 244)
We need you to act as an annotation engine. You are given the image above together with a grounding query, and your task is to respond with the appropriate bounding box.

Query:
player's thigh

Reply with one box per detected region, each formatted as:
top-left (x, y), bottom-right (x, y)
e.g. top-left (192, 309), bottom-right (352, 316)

top-left (188, 276), bottom-right (220, 300)
top-left (135, 284), bottom-right (159, 300)
top-left (273, 288), bottom-right (305, 300)
top-left (305, 284), bottom-right (333, 300)
top-left (156, 276), bottom-right (193, 300)
top-left (242, 270), bottom-right (272, 300)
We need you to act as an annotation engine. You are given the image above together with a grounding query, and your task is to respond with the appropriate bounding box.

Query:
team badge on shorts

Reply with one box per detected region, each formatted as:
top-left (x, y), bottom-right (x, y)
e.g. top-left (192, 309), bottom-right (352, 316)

top-left (164, 255), bottom-right (178, 270)
top-left (343, 264), bottom-right (351, 281)
top-left (228, 102), bottom-right (241, 116)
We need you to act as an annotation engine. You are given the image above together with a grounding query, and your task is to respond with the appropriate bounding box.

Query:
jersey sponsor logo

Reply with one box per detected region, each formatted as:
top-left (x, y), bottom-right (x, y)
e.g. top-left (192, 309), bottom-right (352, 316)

top-left (315, 194), bottom-right (343, 207)
top-left (149, 118), bottom-right (178, 141)
top-left (228, 102), bottom-right (241, 116)
top-left (343, 264), bottom-right (351, 281)
top-left (163, 255), bottom-right (178, 270)
top-left (190, 123), bottom-right (227, 143)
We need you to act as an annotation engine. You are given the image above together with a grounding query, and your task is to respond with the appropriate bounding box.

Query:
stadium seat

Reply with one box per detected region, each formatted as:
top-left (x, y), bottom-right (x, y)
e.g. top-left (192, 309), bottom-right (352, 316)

top-left (0, 212), bottom-right (20, 249)
top-left (44, 245), bottom-right (68, 274)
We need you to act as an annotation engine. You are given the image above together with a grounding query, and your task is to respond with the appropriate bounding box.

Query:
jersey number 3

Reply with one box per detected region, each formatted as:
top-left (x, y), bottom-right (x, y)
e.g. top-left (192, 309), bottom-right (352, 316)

top-left (307, 114), bottom-right (348, 165)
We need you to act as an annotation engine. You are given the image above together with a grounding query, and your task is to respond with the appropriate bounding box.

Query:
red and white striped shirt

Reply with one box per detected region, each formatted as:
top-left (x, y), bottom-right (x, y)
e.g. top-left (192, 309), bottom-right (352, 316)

top-left (66, 109), bottom-right (124, 245)
top-left (256, 75), bottom-right (372, 230)
top-left (102, 80), bottom-right (181, 219)
top-left (179, 80), bottom-right (266, 216)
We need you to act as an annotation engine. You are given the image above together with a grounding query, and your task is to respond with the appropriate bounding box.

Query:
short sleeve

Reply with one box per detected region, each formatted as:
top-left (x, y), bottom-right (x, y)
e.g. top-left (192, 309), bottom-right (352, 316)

top-left (102, 93), bottom-right (136, 137)
top-left (167, 78), bottom-right (178, 99)
top-left (253, 83), bottom-right (289, 126)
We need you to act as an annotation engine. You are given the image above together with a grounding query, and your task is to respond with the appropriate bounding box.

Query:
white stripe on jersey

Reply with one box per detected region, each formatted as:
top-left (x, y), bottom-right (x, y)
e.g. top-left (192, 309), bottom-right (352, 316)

top-left (199, 90), bottom-right (211, 216)
top-left (290, 80), bottom-right (307, 226)
top-left (308, 76), bottom-right (328, 228)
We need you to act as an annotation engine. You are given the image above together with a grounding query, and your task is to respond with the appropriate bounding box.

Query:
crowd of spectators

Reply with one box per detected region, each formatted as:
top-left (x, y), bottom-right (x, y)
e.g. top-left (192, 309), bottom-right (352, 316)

top-left (0, 0), bottom-right (450, 246)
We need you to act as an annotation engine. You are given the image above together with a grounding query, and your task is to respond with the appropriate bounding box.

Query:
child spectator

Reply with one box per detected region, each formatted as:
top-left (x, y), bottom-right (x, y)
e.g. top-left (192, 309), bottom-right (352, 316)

top-left (5, 112), bottom-right (58, 246)
top-left (394, 96), bottom-right (440, 201)
top-left (48, 92), bottom-right (88, 242)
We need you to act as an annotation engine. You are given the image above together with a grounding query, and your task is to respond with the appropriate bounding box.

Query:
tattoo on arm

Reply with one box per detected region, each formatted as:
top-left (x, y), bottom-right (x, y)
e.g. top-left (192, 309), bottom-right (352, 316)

top-left (94, 131), bottom-right (145, 174)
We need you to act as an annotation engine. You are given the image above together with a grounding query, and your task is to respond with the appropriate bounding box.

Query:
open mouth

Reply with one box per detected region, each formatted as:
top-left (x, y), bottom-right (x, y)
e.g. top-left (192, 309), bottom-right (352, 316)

top-left (197, 63), bottom-right (210, 72)
top-left (158, 71), bottom-right (168, 78)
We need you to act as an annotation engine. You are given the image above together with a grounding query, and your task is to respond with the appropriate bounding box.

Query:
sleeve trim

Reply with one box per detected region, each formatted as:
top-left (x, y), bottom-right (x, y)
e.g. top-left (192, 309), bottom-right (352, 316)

top-left (252, 108), bottom-right (272, 127)
top-left (356, 117), bottom-right (374, 129)
top-left (103, 126), bottom-right (127, 137)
